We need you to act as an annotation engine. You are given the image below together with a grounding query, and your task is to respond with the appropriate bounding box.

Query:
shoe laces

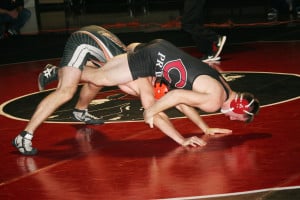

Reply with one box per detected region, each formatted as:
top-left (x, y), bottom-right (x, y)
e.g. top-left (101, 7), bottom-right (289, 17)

top-left (16, 134), bottom-right (34, 151)
top-left (74, 109), bottom-right (100, 121)
top-left (23, 138), bottom-right (34, 151)
top-left (84, 111), bottom-right (100, 121)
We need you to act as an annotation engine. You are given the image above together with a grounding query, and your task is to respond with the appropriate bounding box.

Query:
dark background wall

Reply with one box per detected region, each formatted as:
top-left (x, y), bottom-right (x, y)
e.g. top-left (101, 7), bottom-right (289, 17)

top-left (0, 0), bottom-right (299, 65)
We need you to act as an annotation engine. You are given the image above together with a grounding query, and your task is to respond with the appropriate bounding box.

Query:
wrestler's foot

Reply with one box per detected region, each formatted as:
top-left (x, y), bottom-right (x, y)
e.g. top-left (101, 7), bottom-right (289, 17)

top-left (213, 35), bottom-right (226, 58)
top-left (202, 35), bottom-right (226, 62)
top-left (72, 109), bottom-right (105, 125)
top-left (38, 64), bottom-right (58, 91)
top-left (12, 131), bottom-right (38, 156)
top-left (201, 55), bottom-right (221, 62)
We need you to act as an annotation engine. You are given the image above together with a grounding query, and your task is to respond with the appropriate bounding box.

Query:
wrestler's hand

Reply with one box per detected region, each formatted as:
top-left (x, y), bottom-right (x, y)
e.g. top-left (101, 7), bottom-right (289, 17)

top-left (181, 136), bottom-right (207, 147)
top-left (204, 128), bottom-right (232, 136)
top-left (143, 109), bottom-right (154, 128)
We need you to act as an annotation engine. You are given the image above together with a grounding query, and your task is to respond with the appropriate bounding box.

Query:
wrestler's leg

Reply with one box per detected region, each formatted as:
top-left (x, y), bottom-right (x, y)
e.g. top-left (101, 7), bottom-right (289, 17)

top-left (87, 54), bottom-right (133, 87)
top-left (118, 83), bottom-right (139, 96)
top-left (75, 82), bottom-right (102, 110)
top-left (13, 66), bottom-right (81, 155)
top-left (74, 65), bottom-right (102, 109)
top-left (25, 67), bottom-right (81, 133)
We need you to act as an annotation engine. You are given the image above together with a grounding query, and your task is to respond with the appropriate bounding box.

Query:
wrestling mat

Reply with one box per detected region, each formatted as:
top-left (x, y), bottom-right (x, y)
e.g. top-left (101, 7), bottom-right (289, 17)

top-left (1, 72), bottom-right (300, 123)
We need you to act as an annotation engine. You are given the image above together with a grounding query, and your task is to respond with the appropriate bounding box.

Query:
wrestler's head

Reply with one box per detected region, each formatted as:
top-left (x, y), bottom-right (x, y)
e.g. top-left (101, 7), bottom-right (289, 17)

top-left (221, 92), bottom-right (260, 123)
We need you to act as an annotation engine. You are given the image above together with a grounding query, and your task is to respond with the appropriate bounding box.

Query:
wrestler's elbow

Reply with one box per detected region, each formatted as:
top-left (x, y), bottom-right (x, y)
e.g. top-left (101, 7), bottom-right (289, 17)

top-left (152, 112), bottom-right (168, 125)
top-left (202, 103), bottom-right (221, 113)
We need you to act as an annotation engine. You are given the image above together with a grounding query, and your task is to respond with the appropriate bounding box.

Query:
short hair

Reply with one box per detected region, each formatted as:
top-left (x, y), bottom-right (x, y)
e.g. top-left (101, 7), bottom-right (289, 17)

top-left (241, 92), bottom-right (260, 123)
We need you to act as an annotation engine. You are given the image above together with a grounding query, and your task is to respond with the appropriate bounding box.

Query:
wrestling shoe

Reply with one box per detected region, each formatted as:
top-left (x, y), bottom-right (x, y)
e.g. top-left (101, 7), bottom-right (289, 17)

top-left (72, 109), bottom-right (105, 125)
top-left (38, 64), bottom-right (58, 91)
top-left (201, 55), bottom-right (221, 62)
top-left (7, 29), bottom-right (18, 36)
top-left (267, 8), bottom-right (278, 21)
top-left (12, 131), bottom-right (38, 156)
top-left (201, 35), bottom-right (226, 62)
top-left (296, 7), bottom-right (300, 18)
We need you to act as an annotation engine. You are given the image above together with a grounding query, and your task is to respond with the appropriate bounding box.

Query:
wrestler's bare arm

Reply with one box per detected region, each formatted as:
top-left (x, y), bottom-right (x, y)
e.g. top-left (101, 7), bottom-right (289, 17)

top-left (176, 104), bottom-right (232, 136)
top-left (144, 89), bottom-right (232, 135)
top-left (135, 78), bottom-right (206, 147)
top-left (144, 89), bottom-right (214, 120)
top-left (175, 104), bottom-right (209, 133)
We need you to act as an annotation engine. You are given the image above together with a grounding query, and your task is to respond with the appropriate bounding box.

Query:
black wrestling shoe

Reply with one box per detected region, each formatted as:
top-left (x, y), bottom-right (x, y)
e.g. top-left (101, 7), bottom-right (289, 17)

top-left (38, 64), bottom-right (58, 91)
top-left (201, 35), bottom-right (226, 62)
top-left (72, 109), bottom-right (105, 125)
top-left (12, 131), bottom-right (38, 156)
top-left (267, 8), bottom-right (278, 21)
top-left (201, 55), bottom-right (221, 62)
top-left (213, 35), bottom-right (226, 59)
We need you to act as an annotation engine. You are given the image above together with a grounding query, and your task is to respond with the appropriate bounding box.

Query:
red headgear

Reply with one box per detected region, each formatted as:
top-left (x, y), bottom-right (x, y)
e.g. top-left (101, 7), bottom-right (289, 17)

top-left (222, 93), bottom-right (254, 115)
top-left (154, 82), bottom-right (169, 99)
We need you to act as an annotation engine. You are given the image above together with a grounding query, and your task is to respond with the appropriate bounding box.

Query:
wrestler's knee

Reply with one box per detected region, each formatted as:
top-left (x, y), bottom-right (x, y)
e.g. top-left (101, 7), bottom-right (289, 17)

top-left (55, 85), bottom-right (78, 102)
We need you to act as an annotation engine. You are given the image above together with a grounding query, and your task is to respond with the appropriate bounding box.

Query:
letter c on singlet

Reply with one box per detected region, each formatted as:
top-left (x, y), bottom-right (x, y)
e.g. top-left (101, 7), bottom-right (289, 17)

top-left (163, 59), bottom-right (187, 88)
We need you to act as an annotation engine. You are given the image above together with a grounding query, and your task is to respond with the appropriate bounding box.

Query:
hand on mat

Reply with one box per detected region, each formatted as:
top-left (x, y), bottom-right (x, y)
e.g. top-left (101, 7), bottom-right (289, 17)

top-left (181, 136), bottom-right (207, 147)
top-left (204, 128), bottom-right (232, 137)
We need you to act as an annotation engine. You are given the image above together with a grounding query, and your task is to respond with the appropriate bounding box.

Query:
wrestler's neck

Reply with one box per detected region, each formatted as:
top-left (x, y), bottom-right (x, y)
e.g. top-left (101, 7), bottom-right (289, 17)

top-left (221, 91), bottom-right (237, 110)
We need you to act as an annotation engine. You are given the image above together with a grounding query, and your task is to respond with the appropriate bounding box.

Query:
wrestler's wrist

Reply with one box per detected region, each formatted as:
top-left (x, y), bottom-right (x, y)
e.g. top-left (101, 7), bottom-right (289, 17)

top-left (203, 127), bottom-right (211, 135)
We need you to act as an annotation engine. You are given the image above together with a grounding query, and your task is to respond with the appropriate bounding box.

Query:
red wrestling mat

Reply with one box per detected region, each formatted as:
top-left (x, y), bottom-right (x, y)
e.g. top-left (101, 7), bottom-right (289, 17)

top-left (0, 41), bottom-right (300, 200)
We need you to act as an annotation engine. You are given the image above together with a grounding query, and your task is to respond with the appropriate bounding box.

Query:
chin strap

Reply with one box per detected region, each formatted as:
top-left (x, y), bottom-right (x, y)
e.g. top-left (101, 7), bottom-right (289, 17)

top-left (221, 93), bottom-right (254, 115)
